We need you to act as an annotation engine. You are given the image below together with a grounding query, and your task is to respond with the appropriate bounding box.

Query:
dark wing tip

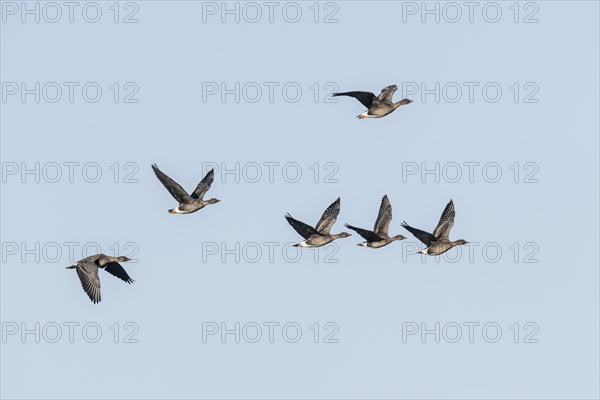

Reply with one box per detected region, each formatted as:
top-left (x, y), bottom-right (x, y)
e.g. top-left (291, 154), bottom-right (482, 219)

top-left (381, 194), bottom-right (390, 206)
top-left (203, 168), bottom-right (215, 183)
top-left (344, 223), bottom-right (359, 232)
top-left (88, 291), bottom-right (100, 304)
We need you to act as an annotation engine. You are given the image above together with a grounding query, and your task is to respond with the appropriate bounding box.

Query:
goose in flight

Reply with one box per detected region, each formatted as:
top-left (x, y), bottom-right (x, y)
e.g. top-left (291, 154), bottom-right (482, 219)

top-left (285, 197), bottom-right (351, 247)
top-left (333, 85), bottom-right (412, 119)
top-left (345, 195), bottom-right (406, 248)
top-left (152, 164), bottom-right (220, 214)
top-left (66, 254), bottom-right (134, 304)
top-left (401, 199), bottom-right (468, 256)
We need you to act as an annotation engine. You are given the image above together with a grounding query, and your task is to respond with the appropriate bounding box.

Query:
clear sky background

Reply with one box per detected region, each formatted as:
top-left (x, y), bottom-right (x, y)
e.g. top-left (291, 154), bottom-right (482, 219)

top-left (1, 1), bottom-right (599, 399)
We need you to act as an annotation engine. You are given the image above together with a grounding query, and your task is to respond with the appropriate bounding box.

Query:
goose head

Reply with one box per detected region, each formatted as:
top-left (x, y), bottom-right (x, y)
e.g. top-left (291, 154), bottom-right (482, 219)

top-left (391, 235), bottom-right (407, 241)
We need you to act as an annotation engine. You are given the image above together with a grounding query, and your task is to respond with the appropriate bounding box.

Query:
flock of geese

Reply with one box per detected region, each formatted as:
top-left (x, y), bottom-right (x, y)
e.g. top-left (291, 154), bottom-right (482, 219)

top-left (285, 196), bottom-right (468, 253)
top-left (66, 84), bottom-right (468, 304)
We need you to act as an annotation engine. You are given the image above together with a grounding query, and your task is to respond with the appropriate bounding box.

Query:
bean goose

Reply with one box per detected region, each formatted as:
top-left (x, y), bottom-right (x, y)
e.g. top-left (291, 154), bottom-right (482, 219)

top-left (152, 164), bottom-right (220, 214)
top-left (345, 195), bottom-right (406, 248)
top-left (66, 254), bottom-right (133, 304)
top-left (401, 200), bottom-right (468, 256)
top-left (285, 197), bottom-right (351, 247)
top-left (333, 85), bottom-right (412, 119)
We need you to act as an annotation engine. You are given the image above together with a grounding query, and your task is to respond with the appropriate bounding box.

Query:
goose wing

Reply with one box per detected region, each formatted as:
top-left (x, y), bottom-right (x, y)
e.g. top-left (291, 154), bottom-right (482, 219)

top-left (315, 197), bottom-right (341, 234)
top-left (377, 85), bottom-right (398, 103)
top-left (344, 224), bottom-right (382, 242)
top-left (75, 262), bottom-right (101, 304)
top-left (401, 221), bottom-right (437, 246)
top-left (285, 213), bottom-right (320, 239)
top-left (373, 195), bottom-right (392, 237)
top-left (332, 91), bottom-right (377, 109)
top-left (104, 262), bottom-right (134, 284)
top-left (152, 164), bottom-right (191, 203)
top-left (191, 168), bottom-right (215, 200)
top-left (432, 200), bottom-right (456, 240)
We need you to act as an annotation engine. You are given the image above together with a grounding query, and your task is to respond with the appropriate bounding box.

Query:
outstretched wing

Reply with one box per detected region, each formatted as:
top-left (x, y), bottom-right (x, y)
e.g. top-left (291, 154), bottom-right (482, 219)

top-left (192, 168), bottom-right (215, 200)
top-left (104, 262), bottom-right (134, 284)
top-left (432, 200), bottom-right (455, 240)
top-left (315, 197), bottom-right (341, 234)
top-left (332, 91), bottom-right (377, 109)
top-left (285, 213), bottom-right (320, 239)
top-left (345, 224), bottom-right (382, 242)
top-left (401, 221), bottom-right (437, 246)
top-left (152, 164), bottom-right (190, 203)
top-left (377, 85), bottom-right (398, 103)
top-left (373, 194), bottom-right (392, 237)
top-left (75, 262), bottom-right (101, 304)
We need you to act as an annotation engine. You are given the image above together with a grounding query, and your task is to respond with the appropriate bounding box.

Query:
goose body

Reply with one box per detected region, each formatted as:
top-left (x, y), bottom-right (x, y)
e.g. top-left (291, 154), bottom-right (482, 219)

top-left (345, 195), bottom-right (406, 248)
top-left (285, 197), bottom-right (351, 248)
top-left (401, 199), bottom-right (468, 256)
top-left (66, 253), bottom-right (134, 304)
top-left (333, 85), bottom-right (412, 119)
top-left (152, 164), bottom-right (220, 214)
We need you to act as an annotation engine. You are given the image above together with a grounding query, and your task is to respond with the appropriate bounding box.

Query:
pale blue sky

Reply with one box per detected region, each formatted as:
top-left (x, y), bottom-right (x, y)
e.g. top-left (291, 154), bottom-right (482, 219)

top-left (1, 1), bottom-right (599, 399)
